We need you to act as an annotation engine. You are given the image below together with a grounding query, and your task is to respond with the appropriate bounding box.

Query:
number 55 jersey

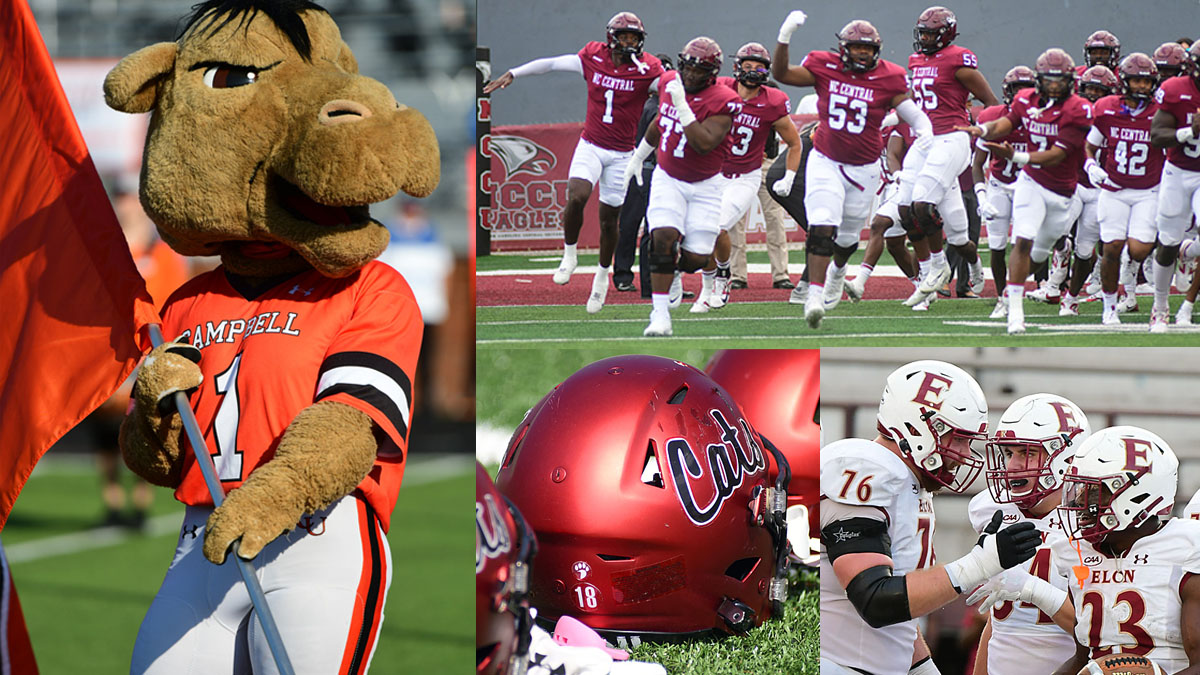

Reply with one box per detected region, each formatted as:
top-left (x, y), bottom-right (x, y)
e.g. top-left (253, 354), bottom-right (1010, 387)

top-left (160, 261), bottom-right (420, 532)
top-left (819, 438), bottom-right (935, 675)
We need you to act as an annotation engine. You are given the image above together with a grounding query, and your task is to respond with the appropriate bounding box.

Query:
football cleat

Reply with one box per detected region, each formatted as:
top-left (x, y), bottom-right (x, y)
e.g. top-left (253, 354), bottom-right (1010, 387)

top-left (788, 281), bottom-right (809, 305)
top-left (1101, 308), bottom-right (1121, 326)
top-left (969, 260), bottom-right (986, 295)
top-left (1007, 299), bottom-right (1026, 334)
top-left (709, 275), bottom-right (730, 309)
top-left (1116, 294), bottom-right (1139, 313)
top-left (844, 274), bottom-right (864, 301)
top-left (989, 297), bottom-right (1008, 319)
top-left (1027, 284), bottom-right (1060, 304)
top-left (1177, 300), bottom-right (1194, 325)
top-left (912, 294), bottom-right (935, 311)
top-left (1058, 295), bottom-right (1079, 316)
top-left (1149, 307), bottom-right (1169, 334)
top-left (643, 309), bottom-right (673, 336)
top-left (824, 264), bottom-right (847, 310)
top-left (667, 272), bottom-right (683, 309)
top-left (804, 294), bottom-right (824, 329)
top-left (904, 264), bottom-right (950, 306)
top-left (553, 250), bottom-right (577, 285)
top-left (586, 270), bottom-right (609, 314)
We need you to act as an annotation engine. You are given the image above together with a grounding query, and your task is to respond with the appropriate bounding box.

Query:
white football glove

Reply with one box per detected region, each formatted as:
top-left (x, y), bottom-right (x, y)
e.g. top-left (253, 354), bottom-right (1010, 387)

top-left (777, 10), bottom-right (807, 44)
top-left (965, 566), bottom-right (1068, 617)
top-left (620, 138), bottom-right (655, 193)
top-left (664, 77), bottom-right (687, 107)
top-left (979, 200), bottom-right (1001, 221)
top-left (773, 169), bottom-right (798, 197)
top-left (1085, 158), bottom-right (1110, 186)
top-left (943, 511), bottom-right (1040, 593)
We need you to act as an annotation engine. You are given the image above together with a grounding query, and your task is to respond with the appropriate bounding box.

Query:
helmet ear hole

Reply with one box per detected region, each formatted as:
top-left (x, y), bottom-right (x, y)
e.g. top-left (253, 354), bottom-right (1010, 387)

top-left (724, 557), bottom-right (761, 582)
top-left (642, 443), bottom-right (665, 488)
top-left (668, 385), bottom-right (689, 405)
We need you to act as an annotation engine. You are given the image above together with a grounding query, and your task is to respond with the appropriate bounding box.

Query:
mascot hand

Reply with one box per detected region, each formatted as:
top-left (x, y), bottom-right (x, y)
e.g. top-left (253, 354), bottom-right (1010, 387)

top-left (132, 339), bottom-right (203, 415)
top-left (203, 468), bottom-right (304, 564)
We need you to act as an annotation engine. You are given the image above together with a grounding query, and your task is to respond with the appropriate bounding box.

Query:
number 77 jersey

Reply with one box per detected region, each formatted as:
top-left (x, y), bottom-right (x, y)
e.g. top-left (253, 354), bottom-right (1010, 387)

top-left (799, 51), bottom-right (908, 166)
top-left (818, 438), bottom-right (934, 675)
top-left (160, 261), bottom-right (421, 532)
top-left (1050, 518), bottom-right (1200, 672)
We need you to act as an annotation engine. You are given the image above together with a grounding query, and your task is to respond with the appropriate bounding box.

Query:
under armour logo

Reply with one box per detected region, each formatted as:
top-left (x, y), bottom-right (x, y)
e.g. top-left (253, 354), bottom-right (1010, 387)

top-left (831, 528), bottom-right (860, 543)
top-left (288, 284), bottom-right (314, 296)
top-left (298, 515), bottom-right (327, 536)
top-left (1133, 553), bottom-right (1149, 564)
top-left (182, 524), bottom-right (200, 539)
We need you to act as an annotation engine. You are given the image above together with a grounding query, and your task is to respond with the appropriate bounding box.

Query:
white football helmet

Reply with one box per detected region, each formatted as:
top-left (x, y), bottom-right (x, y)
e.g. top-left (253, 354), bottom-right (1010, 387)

top-left (985, 394), bottom-right (1090, 509)
top-left (1059, 426), bottom-right (1178, 544)
top-left (876, 360), bottom-right (989, 493)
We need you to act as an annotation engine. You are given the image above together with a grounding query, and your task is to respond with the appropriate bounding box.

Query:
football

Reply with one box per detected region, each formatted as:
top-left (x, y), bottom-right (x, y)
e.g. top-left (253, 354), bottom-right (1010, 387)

top-left (1078, 654), bottom-right (1166, 675)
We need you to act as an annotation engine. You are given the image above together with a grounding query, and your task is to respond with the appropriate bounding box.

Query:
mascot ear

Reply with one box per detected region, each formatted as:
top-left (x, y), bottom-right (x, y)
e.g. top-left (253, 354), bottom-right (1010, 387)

top-left (104, 42), bottom-right (177, 113)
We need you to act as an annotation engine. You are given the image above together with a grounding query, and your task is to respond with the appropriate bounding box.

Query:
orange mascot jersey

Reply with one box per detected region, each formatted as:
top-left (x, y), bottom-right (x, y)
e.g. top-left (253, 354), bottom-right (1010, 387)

top-left (162, 260), bottom-right (420, 532)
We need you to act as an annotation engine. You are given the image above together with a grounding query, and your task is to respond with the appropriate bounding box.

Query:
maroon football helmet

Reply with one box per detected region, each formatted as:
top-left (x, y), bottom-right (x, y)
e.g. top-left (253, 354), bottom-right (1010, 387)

top-left (838, 20), bottom-right (882, 73)
top-left (1187, 42), bottom-right (1200, 89)
top-left (1083, 30), bottom-right (1121, 69)
top-left (704, 349), bottom-right (820, 565)
top-left (606, 12), bottom-right (646, 57)
top-left (496, 355), bottom-right (790, 640)
top-left (1002, 65), bottom-right (1037, 105)
top-left (913, 6), bottom-right (958, 55)
top-left (734, 42), bottom-right (772, 87)
top-left (477, 462), bottom-right (537, 675)
top-left (1117, 53), bottom-right (1159, 102)
top-left (677, 36), bottom-right (723, 92)
top-left (1154, 42), bottom-right (1188, 80)
top-left (1036, 48), bottom-right (1076, 102)
top-left (1078, 64), bottom-right (1119, 101)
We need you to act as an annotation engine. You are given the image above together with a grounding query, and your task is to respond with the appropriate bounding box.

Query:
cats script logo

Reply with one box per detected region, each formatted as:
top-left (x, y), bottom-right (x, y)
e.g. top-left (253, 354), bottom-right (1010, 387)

top-left (476, 493), bottom-right (512, 573)
top-left (665, 409), bottom-right (767, 526)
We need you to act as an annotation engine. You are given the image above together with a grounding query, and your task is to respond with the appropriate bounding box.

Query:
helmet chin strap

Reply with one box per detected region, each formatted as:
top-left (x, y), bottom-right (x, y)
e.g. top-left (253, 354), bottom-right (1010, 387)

top-left (757, 434), bottom-right (792, 620)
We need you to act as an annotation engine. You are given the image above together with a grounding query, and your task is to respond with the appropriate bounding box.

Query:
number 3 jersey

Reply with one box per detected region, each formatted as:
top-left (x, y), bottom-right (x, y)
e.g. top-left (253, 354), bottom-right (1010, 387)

top-left (800, 50), bottom-right (908, 167)
top-left (968, 492), bottom-right (1076, 674)
top-left (159, 261), bottom-right (421, 532)
top-left (819, 438), bottom-right (934, 675)
top-left (1050, 518), bottom-right (1200, 672)
top-left (715, 76), bottom-right (791, 176)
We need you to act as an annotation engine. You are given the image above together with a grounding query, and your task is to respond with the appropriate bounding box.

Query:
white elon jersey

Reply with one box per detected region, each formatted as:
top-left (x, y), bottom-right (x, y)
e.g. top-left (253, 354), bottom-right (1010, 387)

top-left (968, 492), bottom-right (1076, 674)
top-left (819, 438), bottom-right (935, 675)
top-left (1050, 518), bottom-right (1200, 672)
top-left (1183, 489), bottom-right (1200, 521)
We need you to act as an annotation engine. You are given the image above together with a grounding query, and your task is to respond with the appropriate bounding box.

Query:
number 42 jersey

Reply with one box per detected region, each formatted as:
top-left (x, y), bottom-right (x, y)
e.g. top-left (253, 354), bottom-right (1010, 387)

top-left (161, 261), bottom-right (421, 532)
top-left (819, 438), bottom-right (935, 675)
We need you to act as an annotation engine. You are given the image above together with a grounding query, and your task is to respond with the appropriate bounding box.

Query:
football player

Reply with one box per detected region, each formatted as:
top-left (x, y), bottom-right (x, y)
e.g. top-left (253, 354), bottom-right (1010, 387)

top-left (1149, 42), bottom-right (1200, 333)
top-left (960, 48), bottom-right (1094, 334)
top-left (842, 121), bottom-right (921, 303)
top-left (1087, 55), bottom-right (1167, 326)
top-left (969, 394), bottom-right (1090, 674)
top-left (621, 37), bottom-right (742, 336)
top-left (897, 6), bottom-right (999, 309)
top-left (1079, 31), bottom-right (1121, 73)
top-left (981, 427), bottom-right (1200, 673)
top-left (773, 13), bottom-right (932, 328)
top-left (483, 13), bottom-right (664, 314)
top-left (1154, 42), bottom-right (1189, 82)
top-left (1043, 64), bottom-right (1119, 315)
top-left (972, 65), bottom-right (1037, 319)
top-left (691, 43), bottom-right (802, 313)
top-left (820, 360), bottom-right (1040, 675)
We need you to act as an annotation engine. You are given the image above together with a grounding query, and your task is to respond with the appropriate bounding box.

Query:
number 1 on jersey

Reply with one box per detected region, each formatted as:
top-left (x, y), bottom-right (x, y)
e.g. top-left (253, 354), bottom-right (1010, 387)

top-left (212, 354), bottom-right (246, 481)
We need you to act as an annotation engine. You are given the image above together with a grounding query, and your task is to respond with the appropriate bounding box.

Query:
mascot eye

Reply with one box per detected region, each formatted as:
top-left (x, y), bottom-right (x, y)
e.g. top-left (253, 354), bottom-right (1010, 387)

top-left (203, 65), bottom-right (259, 88)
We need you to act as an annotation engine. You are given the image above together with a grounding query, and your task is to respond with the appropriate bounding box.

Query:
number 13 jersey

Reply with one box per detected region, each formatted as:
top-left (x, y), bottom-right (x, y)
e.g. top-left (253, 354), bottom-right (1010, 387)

top-left (161, 261), bottom-right (421, 532)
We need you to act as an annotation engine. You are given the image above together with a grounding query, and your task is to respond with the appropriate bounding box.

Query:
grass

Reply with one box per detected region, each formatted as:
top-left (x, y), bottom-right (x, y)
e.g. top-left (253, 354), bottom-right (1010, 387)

top-left (5, 453), bottom-right (472, 673)
top-left (478, 347), bottom-right (818, 674)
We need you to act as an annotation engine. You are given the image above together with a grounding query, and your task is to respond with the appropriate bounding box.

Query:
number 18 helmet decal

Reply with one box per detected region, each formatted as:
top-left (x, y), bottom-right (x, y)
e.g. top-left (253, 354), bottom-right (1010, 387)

top-left (496, 355), bottom-right (789, 641)
top-left (877, 360), bottom-right (989, 493)
top-left (985, 394), bottom-right (1090, 510)
top-left (1059, 426), bottom-right (1178, 545)
top-left (477, 462), bottom-right (537, 675)
top-left (705, 349), bottom-right (820, 565)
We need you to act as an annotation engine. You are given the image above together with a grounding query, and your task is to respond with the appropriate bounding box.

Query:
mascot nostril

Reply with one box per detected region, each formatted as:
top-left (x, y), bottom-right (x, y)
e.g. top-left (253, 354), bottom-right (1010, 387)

top-left (318, 99), bottom-right (373, 126)
top-left (109, 1), bottom-right (437, 671)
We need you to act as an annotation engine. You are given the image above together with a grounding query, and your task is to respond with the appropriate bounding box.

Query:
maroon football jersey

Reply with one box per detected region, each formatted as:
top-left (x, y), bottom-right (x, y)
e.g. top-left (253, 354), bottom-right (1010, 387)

top-left (654, 72), bottom-right (743, 182)
top-left (907, 45), bottom-right (979, 134)
top-left (801, 51), bottom-right (908, 166)
top-left (1091, 94), bottom-right (1164, 190)
top-left (976, 103), bottom-right (1031, 184)
top-left (716, 76), bottom-right (791, 175)
top-left (1154, 76), bottom-right (1200, 171)
top-left (577, 42), bottom-right (664, 152)
top-left (1003, 90), bottom-right (1093, 196)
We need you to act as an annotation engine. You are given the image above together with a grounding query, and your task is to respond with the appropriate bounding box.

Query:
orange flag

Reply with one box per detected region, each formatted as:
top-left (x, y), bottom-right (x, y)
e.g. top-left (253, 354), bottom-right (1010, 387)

top-left (0, 0), bottom-right (158, 530)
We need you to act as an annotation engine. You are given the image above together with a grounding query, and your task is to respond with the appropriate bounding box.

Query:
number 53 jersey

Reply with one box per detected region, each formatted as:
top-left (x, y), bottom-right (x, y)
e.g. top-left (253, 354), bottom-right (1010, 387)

top-left (160, 261), bottom-right (421, 532)
top-left (819, 438), bottom-right (934, 675)
top-left (1051, 518), bottom-right (1200, 672)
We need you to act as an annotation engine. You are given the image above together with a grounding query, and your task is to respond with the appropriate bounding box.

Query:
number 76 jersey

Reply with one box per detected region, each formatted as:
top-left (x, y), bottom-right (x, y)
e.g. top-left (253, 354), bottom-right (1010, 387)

top-left (1050, 518), bottom-right (1200, 672)
top-left (159, 261), bottom-right (421, 532)
top-left (819, 438), bottom-right (934, 675)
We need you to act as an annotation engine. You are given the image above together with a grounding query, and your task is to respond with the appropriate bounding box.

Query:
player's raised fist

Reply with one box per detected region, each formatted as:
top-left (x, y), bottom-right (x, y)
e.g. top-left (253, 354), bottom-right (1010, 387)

top-left (777, 10), bottom-right (808, 44)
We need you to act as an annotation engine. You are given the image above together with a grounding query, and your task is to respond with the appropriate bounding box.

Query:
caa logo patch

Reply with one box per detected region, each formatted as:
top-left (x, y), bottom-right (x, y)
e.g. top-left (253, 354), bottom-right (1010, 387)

top-left (475, 494), bottom-right (512, 574)
top-left (665, 409), bottom-right (767, 526)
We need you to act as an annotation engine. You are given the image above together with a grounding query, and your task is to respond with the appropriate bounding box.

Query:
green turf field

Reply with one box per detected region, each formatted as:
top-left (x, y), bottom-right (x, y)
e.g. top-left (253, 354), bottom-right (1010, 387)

top-left (4, 453), bottom-right (472, 673)
top-left (478, 347), bottom-right (819, 674)
top-left (479, 251), bottom-right (1200, 345)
